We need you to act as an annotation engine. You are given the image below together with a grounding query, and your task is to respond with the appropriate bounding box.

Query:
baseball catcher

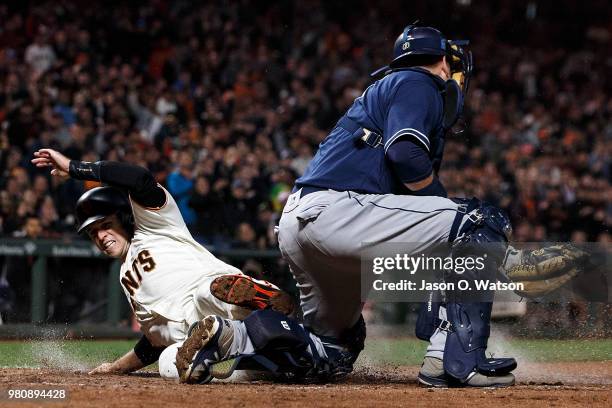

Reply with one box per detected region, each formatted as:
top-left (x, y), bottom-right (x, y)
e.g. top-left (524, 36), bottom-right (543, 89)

top-left (272, 23), bottom-right (590, 387)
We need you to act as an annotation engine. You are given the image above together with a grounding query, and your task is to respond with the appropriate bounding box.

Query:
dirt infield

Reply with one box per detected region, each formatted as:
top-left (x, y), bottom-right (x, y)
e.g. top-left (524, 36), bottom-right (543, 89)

top-left (0, 362), bottom-right (610, 408)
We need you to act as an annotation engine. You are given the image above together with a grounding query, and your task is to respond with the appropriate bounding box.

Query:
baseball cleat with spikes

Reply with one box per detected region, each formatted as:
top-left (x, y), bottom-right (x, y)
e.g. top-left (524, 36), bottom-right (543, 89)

top-left (211, 275), bottom-right (295, 316)
top-left (175, 316), bottom-right (235, 384)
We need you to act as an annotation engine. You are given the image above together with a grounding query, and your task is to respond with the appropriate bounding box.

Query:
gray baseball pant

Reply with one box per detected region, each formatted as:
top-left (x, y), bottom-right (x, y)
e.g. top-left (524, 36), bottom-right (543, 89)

top-left (277, 188), bottom-right (465, 359)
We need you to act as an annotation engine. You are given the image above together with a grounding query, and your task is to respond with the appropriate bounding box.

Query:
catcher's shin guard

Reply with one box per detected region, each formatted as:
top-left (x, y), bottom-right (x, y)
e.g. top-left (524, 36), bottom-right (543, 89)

top-left (241, 309), bottom-right (321, 380)
top-left (443, 302), bottom-right (516, 381)
top-left (443, 198), bottom-right (516, 381)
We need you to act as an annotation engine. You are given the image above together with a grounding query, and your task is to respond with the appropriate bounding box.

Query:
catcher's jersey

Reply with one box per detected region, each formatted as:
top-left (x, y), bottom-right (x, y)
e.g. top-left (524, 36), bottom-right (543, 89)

top-left (296, 68), bottom-right (444, 194)
top-left (118, 186), bottom-right (242, 337)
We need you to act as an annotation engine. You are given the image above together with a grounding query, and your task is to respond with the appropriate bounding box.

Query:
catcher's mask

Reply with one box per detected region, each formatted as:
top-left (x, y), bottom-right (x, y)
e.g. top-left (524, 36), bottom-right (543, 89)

top-left (75, 186), bottom-right (134, 237)
top-left (371, 24), bottom-right (473, 130)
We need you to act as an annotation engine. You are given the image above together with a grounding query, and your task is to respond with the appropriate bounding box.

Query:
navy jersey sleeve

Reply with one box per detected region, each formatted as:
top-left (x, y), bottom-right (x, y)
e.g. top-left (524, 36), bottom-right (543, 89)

top-left (383, 80), bottom-right (440, 153)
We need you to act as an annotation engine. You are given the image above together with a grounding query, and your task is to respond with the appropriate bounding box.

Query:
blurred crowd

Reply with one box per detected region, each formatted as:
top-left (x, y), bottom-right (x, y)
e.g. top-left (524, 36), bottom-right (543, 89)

top-left (0, 0), bottom-right (609, 249)
top-left (0, 0), bottom-right (609, 326)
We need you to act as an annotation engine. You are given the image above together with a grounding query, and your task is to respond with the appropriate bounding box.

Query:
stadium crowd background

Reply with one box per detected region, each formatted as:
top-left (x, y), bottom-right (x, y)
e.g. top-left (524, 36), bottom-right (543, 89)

top-left (0, 0), bottom-right (610, 327)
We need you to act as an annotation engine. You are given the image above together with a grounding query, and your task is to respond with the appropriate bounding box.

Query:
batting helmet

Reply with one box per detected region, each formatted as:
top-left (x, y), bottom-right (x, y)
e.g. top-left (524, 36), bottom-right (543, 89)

top-left (371, 24), bottom-right (473, 95)
top-left (75, 186), bottom-right (133, 235)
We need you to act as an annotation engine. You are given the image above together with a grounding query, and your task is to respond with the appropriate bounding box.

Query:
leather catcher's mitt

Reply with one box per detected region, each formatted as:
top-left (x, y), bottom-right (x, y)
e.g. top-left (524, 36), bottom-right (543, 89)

top-left (504, 244), bottom-right (590, 298)
top-left (513, 267), bottom-right (580, 298)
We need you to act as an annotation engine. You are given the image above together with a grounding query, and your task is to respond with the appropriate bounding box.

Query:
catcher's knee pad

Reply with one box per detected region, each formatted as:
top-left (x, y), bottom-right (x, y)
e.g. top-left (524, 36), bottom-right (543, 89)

top-left (443, 302), bottom-right (516, 381)
top-left (241, 309), bottom-right (324, 380)
top-left (448, 199), bottom-right (512, 303)
top-left (244, 309), bottom-right (310, 353)
top-left (451, 198), bottom-right (512, 266)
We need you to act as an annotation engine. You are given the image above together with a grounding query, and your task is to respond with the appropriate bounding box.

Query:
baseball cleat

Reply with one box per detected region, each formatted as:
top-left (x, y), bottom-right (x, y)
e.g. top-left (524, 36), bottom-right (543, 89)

top-left (175, 315), bottom-right (234, 384)
top-left (463, 371), bottom-right (515, 387)
top-left (417, 356), bottom-right (449, 387)
top-left (417, 357), bottom-right (516, 388)
top-left (417, 372), bottom-right (449, 388)
top-left (211, 274), bottom-right (295, 316)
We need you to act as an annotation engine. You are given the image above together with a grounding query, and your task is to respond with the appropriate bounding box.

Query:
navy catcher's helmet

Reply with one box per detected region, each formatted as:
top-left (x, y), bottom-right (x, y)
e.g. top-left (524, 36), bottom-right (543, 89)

top-left (75, 186), bottom-right (133, 234)
top-left (391, 26), bottom-right (448, 63)
top-left (371, 24), bottom-right (473, 95)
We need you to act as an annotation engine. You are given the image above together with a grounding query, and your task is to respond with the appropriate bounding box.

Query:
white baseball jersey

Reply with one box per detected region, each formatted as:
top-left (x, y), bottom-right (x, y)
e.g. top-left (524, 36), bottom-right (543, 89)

top-left (118, 186), bottom-right (249, 346)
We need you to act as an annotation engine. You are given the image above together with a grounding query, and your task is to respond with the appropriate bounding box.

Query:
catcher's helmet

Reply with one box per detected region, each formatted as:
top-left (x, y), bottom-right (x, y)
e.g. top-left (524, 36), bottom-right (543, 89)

top-left (392, 26), bottom-right (448, 62)
top-left (371, 24), bottom-right (473, 95)
top-left (75, 186), bottom-right (133, 234)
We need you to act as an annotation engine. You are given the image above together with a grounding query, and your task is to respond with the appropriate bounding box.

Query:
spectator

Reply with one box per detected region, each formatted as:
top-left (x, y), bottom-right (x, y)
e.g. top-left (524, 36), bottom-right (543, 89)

top-left (233, 222), bottom-right (258, 250)
top-left (24, 32), bottom-right (56, 76)
top-left (166, 150), bottom-right (196, 227)
top-left (188, 176), bottom-right (224, 244)
top-left (0, 0), bottom-right (607, 332)
top-left (0, 0), bottom-right (608, 249)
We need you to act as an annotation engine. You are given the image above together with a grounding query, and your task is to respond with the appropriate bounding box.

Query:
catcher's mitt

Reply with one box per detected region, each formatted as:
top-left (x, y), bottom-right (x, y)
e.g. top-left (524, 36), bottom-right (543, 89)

top-left (512, 267), bottom-right (580, 298)
top-left (504, 244), bottom-right (590, 298)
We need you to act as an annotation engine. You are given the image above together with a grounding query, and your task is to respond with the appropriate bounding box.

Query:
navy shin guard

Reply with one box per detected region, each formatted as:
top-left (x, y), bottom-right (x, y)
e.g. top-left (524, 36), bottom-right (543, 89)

top-left (442, 199), bottom-right (517, 381)
top-left (443, 302), bottom-right (515, 380)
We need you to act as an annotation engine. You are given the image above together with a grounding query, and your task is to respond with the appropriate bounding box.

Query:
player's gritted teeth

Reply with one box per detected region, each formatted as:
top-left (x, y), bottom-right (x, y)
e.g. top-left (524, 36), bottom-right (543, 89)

top-left (84, 216), bottom-right (130, 258)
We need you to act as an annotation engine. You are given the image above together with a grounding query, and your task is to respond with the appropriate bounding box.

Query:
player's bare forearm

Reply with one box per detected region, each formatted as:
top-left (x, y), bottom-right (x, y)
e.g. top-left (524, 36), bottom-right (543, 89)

top-left (88, 349), bottom-right (144, 375)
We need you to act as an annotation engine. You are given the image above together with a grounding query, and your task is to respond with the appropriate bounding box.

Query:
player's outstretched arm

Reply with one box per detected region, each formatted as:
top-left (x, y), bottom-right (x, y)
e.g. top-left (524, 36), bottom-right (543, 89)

top-left (89, 335), bottom-right (165, 375)
top-left (32, 148), bottom-right (165, 208)
top-left (88, 349), bottom-right (145, 375)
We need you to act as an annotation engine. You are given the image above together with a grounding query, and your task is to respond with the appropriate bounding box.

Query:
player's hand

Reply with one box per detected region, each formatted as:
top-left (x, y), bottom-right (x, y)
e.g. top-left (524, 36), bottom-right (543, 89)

top-left (31, 148), bottom-right (71, 178)
top-left (88, 362), bottom-right (119, 375)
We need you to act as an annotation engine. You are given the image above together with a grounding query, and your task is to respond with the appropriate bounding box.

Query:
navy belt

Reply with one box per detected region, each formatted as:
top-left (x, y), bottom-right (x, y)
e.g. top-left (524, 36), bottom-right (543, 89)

top-left (291, 185), bottom-right (327, 198)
